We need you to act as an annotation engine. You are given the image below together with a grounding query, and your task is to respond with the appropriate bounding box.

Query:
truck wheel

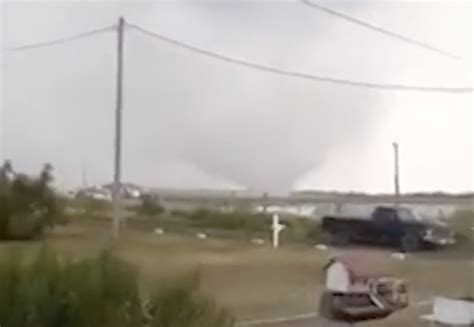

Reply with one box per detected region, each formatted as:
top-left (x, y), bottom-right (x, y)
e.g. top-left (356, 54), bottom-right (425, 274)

top-left (319, 292), bottom-right (336, 319)
top-left (401, 233), bottom-right (420, 252)
top-left (331, 231), bottom-right (350, 247)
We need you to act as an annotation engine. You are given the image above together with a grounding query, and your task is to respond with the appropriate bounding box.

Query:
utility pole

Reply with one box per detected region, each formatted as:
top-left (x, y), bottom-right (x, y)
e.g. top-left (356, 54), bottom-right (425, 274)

top-left (262, 192), bottom-right (269, 213)
top-left (112, 16), bottom-right (125, 239)
top-left (393, 142), bottom-right (400, 205)
top-left (81, 164), bottom-right (88, 188)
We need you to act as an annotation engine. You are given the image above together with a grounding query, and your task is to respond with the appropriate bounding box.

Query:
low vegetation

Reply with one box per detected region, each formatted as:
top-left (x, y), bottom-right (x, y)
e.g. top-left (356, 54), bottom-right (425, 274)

top-left (0, 247), bottom-right (233, 327)
top-left (448, 209), bottom-right (474, 233)
top-left (128, 194), bottom-right (165, 216)
top-left (136, 206), bottom-right (322, 244)
top-left (147, 271), bottom-right (234, 327)
top-left (1, 228), bottom-right (472, 326)
top-left (184, 209), bottom-right (271, 233)
top-left (447, 209), bottom-right (474, 251)
top-left (0, 161), bottom-right (61, 240)
top-left (64, 198), bottom-right (112, 223)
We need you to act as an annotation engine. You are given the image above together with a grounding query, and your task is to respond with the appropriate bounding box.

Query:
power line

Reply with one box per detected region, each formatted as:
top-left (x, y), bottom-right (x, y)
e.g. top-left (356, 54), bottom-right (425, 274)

top-left (5, 25), bottom-right (116, 51)
top-left (300, 0), bottom-right (460, 60)
top-left (126, 22), bottom-right (472, 94)
top-left (3, 19), bottom-right (471, 93)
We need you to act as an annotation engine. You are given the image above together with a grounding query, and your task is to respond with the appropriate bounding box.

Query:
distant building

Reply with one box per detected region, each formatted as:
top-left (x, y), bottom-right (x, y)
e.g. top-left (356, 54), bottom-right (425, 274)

top-left (254, 204), bottom-right (316, 217)
top-left (102, 183), bottom-right (143, 199)
top-left (76, 186), bottom-right (112, 201)
top-left (75, 182), bottom-right (143, 200)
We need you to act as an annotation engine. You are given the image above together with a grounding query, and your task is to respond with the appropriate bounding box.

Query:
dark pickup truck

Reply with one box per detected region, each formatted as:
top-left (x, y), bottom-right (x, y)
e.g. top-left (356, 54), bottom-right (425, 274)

top-left (321, 206), bottom-right (455, 252)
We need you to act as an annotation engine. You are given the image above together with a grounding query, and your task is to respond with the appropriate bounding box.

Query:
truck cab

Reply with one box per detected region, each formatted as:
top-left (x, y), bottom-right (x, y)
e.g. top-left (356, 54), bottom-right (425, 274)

top-left (321, 206), bottom-right (455, 252)
top-left (370, 207), bottom-right (443, 251)
top-left (370, 207), bottom-right (410, 245)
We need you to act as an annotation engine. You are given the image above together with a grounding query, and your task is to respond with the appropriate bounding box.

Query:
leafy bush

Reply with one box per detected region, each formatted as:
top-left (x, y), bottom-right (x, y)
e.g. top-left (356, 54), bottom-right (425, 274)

top-left (71, 198), bottom-right (111, 215)
top-left (449, 209), bottom-right (474, 233)
top-left (61, 198), bottom-right (112, 225)
top-left (280, 216), bottom-right (322, 244)
top-left (0, 161), bottom-right (61, 240)
top-left (129, 194), bottom-right (165, 216)
top-left (145, 271), bottom-right (234, 327)
top-left (185, 208), bottom-right (271, 233)
top-left (169, 209), bottom-right (187, 217)
top-left (166, 208), bottom-right (324, 243)
top-left (6, 212), bottom-right (44, 240)
top-left (0, 248), bottom-right (142, 327)
top-left (0, 248), bottom-right (234, 327)
top-left (448, 209), bottom-right (474, 249)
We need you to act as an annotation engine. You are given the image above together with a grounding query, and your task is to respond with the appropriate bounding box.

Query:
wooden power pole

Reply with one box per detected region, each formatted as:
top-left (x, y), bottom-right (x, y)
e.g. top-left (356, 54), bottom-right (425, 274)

top-left (393, 142), bottom-right (400, 204)
top-left (112, 17), bottom-right (125, 239)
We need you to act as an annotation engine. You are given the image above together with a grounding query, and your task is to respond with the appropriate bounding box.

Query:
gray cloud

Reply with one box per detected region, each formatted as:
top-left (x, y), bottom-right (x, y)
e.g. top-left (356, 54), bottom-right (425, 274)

top-left (1, 1), bottom-right (470, 193)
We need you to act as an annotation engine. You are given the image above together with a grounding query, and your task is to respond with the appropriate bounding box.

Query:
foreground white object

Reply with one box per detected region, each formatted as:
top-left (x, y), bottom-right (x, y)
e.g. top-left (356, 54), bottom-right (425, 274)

top-left (391, 252), bottom-right (406, 261)
top-left (271, 213), bottom-right (285, 248)
top-left (320, 254), bottom-right (409, 321)
top-left (153, 228), bottom-right (164, 235)
top-left (421, 296), bottom-right (474, 326)
top-left (196, 232), bottom-right (208, 240)
top-left (315, 244), bottom-right (328, 251)
top-left (251, 238), bottom-right (265, 245)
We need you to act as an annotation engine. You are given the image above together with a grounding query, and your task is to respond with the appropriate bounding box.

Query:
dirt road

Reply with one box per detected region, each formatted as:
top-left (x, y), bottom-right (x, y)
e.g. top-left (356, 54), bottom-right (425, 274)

top-left (239, 316), bottom-right (427, 327)
top-left (237, 314), bottom-right (352, 327)
top-left (258, 318), bottom-right (350, 326)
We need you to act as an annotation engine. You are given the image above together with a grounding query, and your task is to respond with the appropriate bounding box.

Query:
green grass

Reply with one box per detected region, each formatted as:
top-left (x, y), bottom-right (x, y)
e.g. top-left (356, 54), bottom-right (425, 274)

top-left (0, 244), bottom-right (233, 327)
top-left (0, 222), bottom-right (472, 324)
top-left (125, 208), bottom-right (323, 246)
top-left (0, 225), bottom-right (328, 320)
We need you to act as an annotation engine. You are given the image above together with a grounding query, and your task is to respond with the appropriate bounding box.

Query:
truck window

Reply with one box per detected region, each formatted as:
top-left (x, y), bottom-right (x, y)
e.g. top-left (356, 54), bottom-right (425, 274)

top-left (397, 208), bottom-right (423, 222)
top-left (373, 208), bottom-right (397, 223)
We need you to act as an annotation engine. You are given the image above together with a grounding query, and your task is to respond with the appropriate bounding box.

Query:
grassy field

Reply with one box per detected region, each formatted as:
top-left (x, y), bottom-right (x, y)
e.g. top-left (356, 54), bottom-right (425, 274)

top-left (0, 222), bottom-right (472, 325)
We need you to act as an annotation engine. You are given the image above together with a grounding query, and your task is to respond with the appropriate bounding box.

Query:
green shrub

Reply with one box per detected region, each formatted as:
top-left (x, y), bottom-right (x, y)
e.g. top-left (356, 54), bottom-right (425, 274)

top-left (77, 198), bottom-right (111, 215)
top-left (167, 208), bottom-right (323, 243)
top-left (145, 271), bottom-right (234, 327)
top-left (0, 248), bottom-right (234, 327)
top-left (0, 161), bottom-right (61, 240)
top-left (280, 217), bottom-right (322, 244)
top-left (0, 248), bottom-right (142, 327)
top-left (449, 209), bottom-right (474, 233)
top-left (52, 196), bottom-right (68, 225)
top-left (186, 208), bottom-right (270, 233)
top-left (448, 209), bottom-right (474, 249)
top-left (169, 209), bottom-right (188, 217)
top-left (128, 194), bottom-right (165, 216)
top-left (62, 198), bottom-right (111, 224)
top-left (6, 212), bottom-right (44, 240)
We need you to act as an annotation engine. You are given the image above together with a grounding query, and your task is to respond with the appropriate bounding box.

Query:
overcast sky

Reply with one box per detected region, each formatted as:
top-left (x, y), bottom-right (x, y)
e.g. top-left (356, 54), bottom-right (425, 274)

top-left (0, 0), bottom-right (472, 193)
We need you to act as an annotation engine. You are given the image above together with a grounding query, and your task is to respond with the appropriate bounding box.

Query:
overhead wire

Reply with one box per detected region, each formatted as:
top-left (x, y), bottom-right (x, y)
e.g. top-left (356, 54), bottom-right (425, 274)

top-left (3, 19), bottom-right (471, 94)
top-left (125, 21), bottom-right (472, 94)
top-left (4, 24), bottom-right (116, 51)
top-left (300, 0), bottom-right (460, 60)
